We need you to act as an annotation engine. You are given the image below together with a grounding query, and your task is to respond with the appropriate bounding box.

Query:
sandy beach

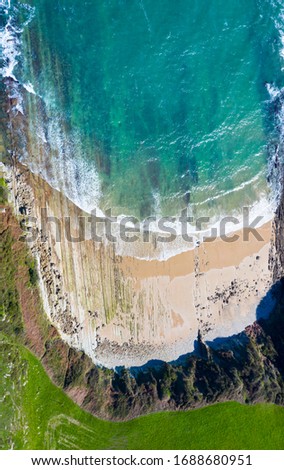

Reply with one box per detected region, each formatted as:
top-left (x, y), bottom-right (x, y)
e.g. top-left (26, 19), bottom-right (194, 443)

top-left (98, 222), bottom-right (274, 366)
top-left (8, 164), bottom-right (275, 368)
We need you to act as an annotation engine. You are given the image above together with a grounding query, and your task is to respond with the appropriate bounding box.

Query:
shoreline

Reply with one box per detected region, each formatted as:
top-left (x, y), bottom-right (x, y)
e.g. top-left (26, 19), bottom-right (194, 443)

top-left (3, 162), bottom-right (275, 368)
top-left (17, 163), bottom-right (275, 263)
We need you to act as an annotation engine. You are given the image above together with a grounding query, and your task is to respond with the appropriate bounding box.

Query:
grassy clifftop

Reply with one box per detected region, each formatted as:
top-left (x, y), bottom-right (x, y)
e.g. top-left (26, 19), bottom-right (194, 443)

top-left (2, 337), bottom-right (284, 450)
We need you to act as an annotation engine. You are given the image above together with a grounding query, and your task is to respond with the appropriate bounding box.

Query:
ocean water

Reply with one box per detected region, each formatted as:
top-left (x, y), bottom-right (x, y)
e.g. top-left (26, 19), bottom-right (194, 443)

top-left (1, 0), bottom-right (284, 226)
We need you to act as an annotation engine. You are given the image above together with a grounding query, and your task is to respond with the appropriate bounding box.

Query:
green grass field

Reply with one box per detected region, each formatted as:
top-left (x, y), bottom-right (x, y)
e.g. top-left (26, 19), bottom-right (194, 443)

top-left (1, 333), bottom-right (284, 450)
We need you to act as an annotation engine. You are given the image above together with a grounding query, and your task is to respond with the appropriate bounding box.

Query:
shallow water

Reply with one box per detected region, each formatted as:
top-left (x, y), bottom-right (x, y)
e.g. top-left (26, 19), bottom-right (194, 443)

top-left (2, 0), bottom-right (284, 223)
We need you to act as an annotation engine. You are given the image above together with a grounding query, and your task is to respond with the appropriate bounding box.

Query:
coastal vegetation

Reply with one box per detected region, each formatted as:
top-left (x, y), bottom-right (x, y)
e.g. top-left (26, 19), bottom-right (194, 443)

top-left (0, 177), bottom-right (7, 204)
top-left (2, 337), bottom-right (284, 450)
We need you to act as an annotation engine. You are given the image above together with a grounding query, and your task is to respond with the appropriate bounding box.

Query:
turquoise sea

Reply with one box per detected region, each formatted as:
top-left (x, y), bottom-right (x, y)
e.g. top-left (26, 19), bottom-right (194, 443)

top-left (1, 0), bottom-right (284, 223)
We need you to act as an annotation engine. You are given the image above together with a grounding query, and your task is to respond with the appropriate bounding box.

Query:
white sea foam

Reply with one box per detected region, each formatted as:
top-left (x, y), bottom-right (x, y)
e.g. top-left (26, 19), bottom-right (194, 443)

top-left (23, 82), bottom-right (36, 95)
top-left (0, 2), bottom-right (35, 118)
top-left (0, 20), bottom-right (21, 81)
top-left (187, 171), bottom-right (266, 207)
top-left (112, 194), bottom-right (276, 261)
top-left (266, 83), bottom-right (281, 100)
top-left (0, 1), bottom-right (11, 14)
top-left (152, 190), bottom-right (162, 217)
top-left (24, 102), bottom-right (103, 216)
